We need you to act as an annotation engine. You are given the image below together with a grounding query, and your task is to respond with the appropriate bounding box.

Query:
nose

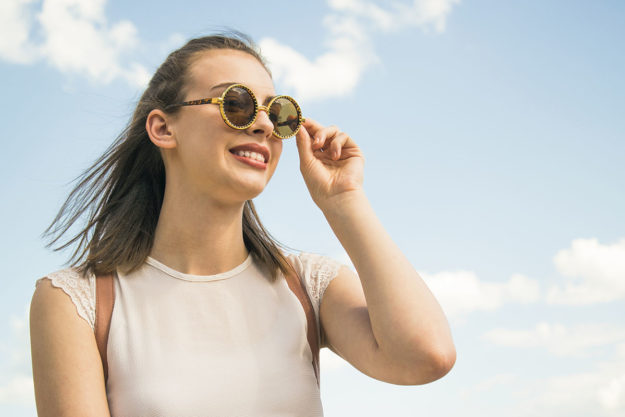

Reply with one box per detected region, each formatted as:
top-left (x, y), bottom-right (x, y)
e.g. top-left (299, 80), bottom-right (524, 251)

top-left (249, 105), bottom-right (274, 138)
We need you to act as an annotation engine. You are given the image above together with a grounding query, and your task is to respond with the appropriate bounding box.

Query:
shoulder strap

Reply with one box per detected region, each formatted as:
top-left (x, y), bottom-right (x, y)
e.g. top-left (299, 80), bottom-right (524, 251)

top-left (94, 273), bottom-right (115, 384)
top-left (283, 260), bottom-right (321, 388)
top-left (94, 262), bottom-right (321, 388)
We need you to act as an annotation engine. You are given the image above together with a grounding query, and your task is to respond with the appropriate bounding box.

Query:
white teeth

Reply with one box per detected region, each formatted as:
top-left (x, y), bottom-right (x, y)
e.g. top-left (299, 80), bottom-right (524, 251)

top-left (235, 150), bottom-right (266, 163)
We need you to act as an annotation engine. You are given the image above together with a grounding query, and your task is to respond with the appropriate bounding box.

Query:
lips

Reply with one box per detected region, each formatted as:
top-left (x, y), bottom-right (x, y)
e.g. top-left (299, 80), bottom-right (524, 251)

top-left (229, 143), bottom-right (270, 163)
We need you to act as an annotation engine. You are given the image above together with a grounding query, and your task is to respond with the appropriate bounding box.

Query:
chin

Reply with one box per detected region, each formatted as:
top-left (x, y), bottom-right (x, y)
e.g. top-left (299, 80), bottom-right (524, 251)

top-left (237, 171), bottom-right (274, 194)
top-left (230, 179), bottom-right (269, 202)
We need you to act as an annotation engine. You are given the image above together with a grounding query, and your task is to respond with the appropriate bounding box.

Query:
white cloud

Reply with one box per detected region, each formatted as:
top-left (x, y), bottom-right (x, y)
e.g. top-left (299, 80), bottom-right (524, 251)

top-left (533, 372), bottom-right (621, 416)
top-left (0, 305), bottom-right (35, 406)
top-left (455, 343), bottom-right (625, 417)
top-left (547, 238), bottom-right (625, 305)
top-left (327, 236), bottom-right (624, 324)
top-left (516, 344), bottom-right (625, 417)
top-left (599, 373), bottom-right (625, 412)
top-left (2, 0), bottom-right (462, 97)
top-left (329, 0), bottom-right (461, 32)
top-left (327, 0), bottom-right (396, 30)
top-left (0, 0), bottom-right (39, 63)
top-left (459, 373), bottom-right (517, 399)
top-left (0, 375), bottom-right (35, 406)
top-left (421, 270), bottom-right (540, 319)
top-left (260, 35), bottom-right (372, 103)
top-left (395, 0), bottom-right (462, 33)
top-left (260, 0), bottom-right (461, 101)
top-left (0, 0), bottom-right (149, 87)
top-left (484, 322), bottom-right (625, 357)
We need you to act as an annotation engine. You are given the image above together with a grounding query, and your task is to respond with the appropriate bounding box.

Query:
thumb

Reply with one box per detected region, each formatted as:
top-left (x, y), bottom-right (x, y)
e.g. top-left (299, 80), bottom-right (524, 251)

top-left (295, 124), bottom-right (315, 165)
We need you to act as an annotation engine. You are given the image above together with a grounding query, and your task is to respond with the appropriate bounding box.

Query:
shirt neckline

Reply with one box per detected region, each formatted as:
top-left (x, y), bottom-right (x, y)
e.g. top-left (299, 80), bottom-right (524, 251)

top-left (145, 253), bottom-right (253, 282)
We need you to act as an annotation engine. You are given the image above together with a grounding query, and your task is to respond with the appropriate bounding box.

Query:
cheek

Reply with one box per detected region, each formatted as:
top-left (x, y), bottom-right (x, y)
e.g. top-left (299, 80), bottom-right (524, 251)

top-left (269, 142), bottom-right (284, 170)
top-left (177, 116), bottom-right (228, 156)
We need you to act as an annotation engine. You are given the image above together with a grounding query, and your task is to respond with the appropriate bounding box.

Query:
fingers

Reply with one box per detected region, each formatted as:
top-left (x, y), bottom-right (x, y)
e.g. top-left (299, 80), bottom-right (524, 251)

top-left (295, 123), bottom-right (315, 163)
top-left (302, 118), bottom-right (324, 139)
top-left (303, 119), bottom-right (337, 151)
top-left (328, 132), bottom-right (352, 160)
top-left (302, 119), bottom-right (356, 161)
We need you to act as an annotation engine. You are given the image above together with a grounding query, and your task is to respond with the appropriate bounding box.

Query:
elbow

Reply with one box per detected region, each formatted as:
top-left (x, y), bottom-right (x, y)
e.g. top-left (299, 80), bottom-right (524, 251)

top-left (426, 345), bottom-right (456, 381)
top-left (405, 343), bottom-right (457, 385)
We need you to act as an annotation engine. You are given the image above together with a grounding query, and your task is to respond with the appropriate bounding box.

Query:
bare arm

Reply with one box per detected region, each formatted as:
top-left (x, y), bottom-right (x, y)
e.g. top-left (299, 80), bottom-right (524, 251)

top-left (30, 279), bottom-right (111, 417)
top-left (320, 192), bottom-right (456, 384)
top-left (296, 119), bottom-right (455, 384)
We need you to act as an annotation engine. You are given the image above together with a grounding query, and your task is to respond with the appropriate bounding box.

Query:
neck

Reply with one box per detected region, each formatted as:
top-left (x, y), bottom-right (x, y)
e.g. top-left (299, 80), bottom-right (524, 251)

top-left (150, 186), bottom-right (249, 276)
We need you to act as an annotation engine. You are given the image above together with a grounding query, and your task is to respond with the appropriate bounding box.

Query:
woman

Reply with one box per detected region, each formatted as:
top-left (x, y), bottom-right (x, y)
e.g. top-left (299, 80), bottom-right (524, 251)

top-left (30, 34), bottom-right (455, 416)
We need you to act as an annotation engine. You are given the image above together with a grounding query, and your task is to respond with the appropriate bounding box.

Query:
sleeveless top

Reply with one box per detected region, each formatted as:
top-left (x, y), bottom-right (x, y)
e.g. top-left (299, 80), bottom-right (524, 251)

top-left (36, 252), bottom-right (341, 417)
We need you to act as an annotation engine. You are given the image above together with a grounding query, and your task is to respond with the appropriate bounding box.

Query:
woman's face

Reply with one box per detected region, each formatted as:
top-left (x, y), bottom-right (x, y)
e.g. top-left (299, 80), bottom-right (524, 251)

top-left (166, 49), bottom-right (283, 204)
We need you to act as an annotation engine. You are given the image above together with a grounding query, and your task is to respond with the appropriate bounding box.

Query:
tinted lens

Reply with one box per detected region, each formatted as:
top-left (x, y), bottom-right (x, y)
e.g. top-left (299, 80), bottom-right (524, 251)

top-left (269, 97), bottom-right (300, 137)
top-left (222, 86), bottom-right (255, 127)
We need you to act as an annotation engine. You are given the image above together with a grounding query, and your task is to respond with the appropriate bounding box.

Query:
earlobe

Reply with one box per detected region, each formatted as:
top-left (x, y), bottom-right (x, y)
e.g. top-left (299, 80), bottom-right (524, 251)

top-left (146, 109), bottom-right (177, 149)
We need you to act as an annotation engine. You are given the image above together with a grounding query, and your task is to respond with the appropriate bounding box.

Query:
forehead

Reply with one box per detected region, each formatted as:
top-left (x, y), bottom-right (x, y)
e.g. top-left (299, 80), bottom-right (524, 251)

top-left (186, 49), bottom-right (274, 98)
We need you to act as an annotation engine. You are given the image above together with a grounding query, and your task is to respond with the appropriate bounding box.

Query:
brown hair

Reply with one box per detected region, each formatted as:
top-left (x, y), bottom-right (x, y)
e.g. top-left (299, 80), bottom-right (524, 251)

top-left (44, 33), bottom-right (292, 282)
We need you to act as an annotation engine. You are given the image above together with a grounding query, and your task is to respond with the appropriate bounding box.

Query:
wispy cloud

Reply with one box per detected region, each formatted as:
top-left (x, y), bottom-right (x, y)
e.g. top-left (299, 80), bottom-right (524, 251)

top-left (421, 270), bottom-right (540, 319)
top-left (0, 305), bottom-right (35, 407)
top-left (513, 343), bottom-right (625, 416)
top-left (330, 249), bottom-right (544, 322)
top-left (2, 0), bottom-right (462, 97)
top-left (459, 373), bottom-right (518, 398)
top-left (0, 0), bottom-right (150, 87)
top-left (259, 16), bottom-right (374, 102)
top-left (547, 238), bottom-right (625, 305)
top-left (0, 375), bottom-right (34, 406)
top-left (328, 0), bottom-right (461, 32)
top-left (260, 0), bottom-right (461, 101)
top-left (484, 322), bottom-right (625, 357)
top-left (0, 0), bottom-right (39, 64)
top-left (413, 237), bottom-right (625, 320)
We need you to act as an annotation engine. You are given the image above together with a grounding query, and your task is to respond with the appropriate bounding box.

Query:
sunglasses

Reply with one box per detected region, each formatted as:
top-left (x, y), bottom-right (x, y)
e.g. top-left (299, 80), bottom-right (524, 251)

top-left (166, 83), bottom-right (304, 139)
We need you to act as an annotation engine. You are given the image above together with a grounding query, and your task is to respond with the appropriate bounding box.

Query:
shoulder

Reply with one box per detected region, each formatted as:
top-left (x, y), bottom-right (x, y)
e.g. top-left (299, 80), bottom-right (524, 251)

top-left (34, 268), bottom-right (96, 331)
top-left (31, 270), bottom-right (110, 415)
top-left (285, 252), bottom-right (342, 312)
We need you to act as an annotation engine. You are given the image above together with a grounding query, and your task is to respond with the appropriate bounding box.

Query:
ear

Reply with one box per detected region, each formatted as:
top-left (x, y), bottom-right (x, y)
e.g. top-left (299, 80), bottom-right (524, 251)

top-left (146, 109), bottom-right (177, 149)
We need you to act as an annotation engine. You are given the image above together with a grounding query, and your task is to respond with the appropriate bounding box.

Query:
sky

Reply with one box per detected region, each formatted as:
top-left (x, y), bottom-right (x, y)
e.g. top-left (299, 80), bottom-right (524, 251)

top-left (1, 0), bottom-right (624, 416)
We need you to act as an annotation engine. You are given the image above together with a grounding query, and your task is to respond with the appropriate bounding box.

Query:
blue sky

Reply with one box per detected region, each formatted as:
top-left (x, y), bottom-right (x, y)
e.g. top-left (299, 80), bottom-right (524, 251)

top-left (1, 1), bottom-right (624, 416)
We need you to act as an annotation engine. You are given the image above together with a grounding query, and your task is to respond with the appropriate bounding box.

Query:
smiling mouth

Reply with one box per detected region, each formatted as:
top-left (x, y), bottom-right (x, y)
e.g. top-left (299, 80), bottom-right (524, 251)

top-left (230, 149), bottom-right (267, 163)
top-left (229, 150), bottom-right (268, 169)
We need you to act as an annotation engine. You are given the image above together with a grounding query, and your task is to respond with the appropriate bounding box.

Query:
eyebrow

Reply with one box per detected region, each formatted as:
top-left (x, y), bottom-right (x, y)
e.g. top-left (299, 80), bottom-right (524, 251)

top-left (208, 82), bottom-right (276, 104)
top-left (209, 82), bottom-right (239, 92)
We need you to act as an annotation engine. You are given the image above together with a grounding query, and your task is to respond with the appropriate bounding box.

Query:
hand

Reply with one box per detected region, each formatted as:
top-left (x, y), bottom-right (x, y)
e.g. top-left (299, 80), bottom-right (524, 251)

top-left (295, 118), bottom-right (365, 211)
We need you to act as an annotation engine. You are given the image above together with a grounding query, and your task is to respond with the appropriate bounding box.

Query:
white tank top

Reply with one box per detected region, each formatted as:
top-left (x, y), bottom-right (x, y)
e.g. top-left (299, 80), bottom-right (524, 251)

top-left (37, 252), bottom-right (341, 417)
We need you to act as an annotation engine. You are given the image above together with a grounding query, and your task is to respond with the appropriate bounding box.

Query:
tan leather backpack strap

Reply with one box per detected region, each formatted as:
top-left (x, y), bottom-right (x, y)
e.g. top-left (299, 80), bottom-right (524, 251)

top-left (284, 260), bottom-right (321, 387)
top-left (94, 273), bottom-right (115, 384)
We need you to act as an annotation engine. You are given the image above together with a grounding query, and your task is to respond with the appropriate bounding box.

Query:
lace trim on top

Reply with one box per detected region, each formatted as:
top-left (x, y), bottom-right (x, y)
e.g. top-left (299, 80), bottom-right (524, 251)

top-left (36, 269), bottom-right (96, 331)
top-left (35, 253), bottom-right (342, 334)
top-left (293, 252), bottom-right (342, 318)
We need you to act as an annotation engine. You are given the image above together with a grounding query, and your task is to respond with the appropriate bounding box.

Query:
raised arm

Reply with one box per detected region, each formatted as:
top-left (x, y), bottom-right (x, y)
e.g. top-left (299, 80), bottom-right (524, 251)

top-left (295, 119), bottom-right (456, 385)
top-left (30, 279), bottom-right (111, 416)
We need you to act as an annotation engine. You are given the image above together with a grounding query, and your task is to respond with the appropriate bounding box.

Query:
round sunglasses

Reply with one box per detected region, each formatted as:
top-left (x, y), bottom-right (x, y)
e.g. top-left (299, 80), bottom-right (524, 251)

top-left (166, 83), bottom-right (304, 139)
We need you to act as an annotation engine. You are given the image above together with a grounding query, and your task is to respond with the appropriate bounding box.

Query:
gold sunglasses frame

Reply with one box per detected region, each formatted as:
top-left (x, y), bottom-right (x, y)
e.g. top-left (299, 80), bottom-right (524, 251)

top-left (166, 83), bottom-right (304, 139)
